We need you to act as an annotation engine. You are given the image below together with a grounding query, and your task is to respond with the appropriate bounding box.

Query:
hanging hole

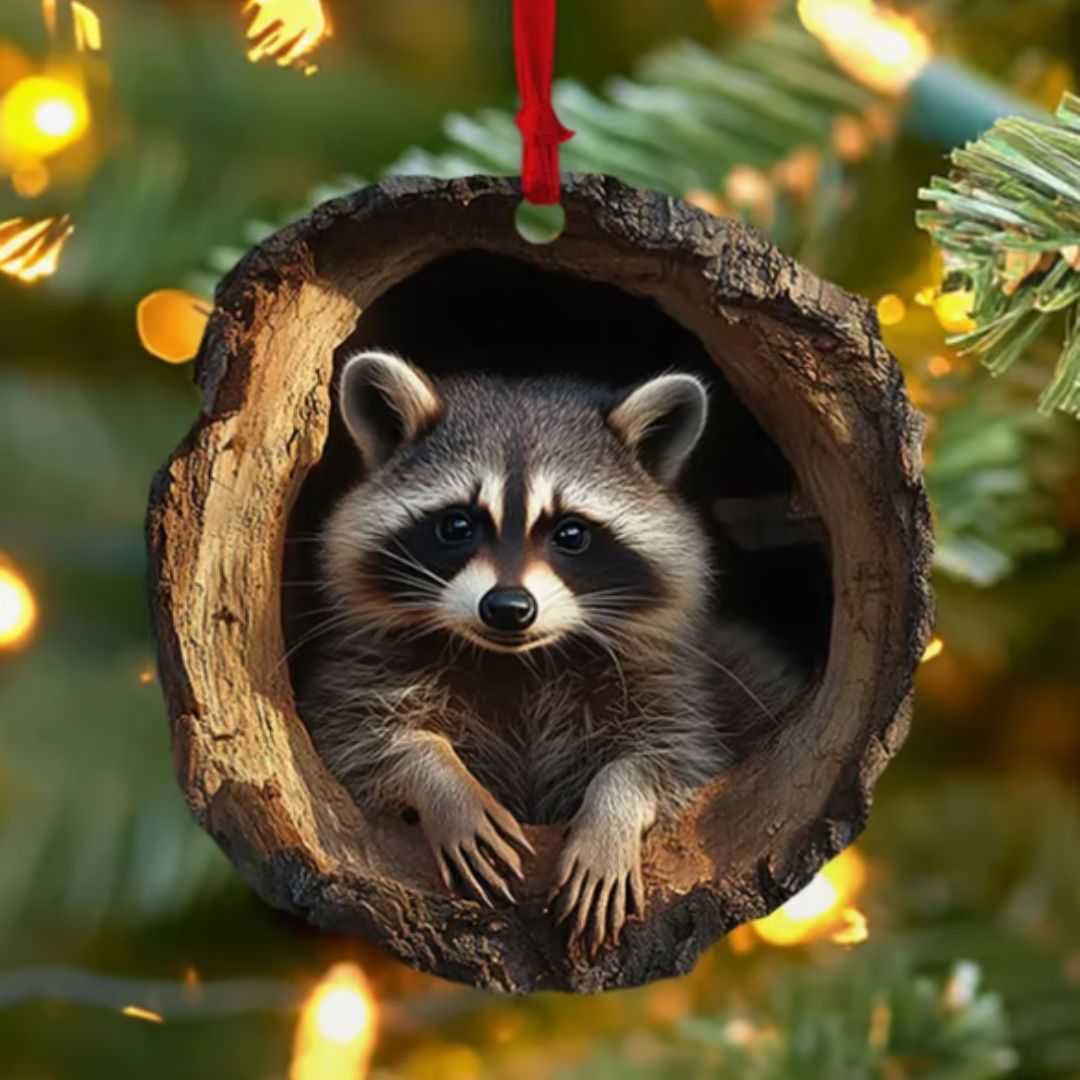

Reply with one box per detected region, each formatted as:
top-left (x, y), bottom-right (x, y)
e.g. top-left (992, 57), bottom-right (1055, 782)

top-left (515, 201), bottom-right (566, 245)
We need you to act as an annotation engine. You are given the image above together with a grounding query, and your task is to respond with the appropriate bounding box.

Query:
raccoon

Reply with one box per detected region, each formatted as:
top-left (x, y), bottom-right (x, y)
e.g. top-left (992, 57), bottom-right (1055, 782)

top-left (297, 350), bottom-right (801, 952)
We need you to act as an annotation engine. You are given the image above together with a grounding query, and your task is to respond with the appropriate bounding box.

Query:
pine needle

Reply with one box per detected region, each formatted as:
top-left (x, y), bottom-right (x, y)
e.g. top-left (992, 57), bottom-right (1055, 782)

top-left (918, 93), bottom-right (1080, 418)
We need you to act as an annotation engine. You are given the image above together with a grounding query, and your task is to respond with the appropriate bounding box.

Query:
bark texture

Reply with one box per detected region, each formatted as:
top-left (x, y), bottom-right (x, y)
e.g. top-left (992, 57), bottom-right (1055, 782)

top-left (146, 174), bottom-right (934, 993)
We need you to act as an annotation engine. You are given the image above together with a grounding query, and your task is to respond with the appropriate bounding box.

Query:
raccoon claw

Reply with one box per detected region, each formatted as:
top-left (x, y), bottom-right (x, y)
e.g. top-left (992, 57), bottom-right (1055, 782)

top-left (421, 784), bottom-right (531, 906)
top-left (552, 815), bottom-right (646, 957)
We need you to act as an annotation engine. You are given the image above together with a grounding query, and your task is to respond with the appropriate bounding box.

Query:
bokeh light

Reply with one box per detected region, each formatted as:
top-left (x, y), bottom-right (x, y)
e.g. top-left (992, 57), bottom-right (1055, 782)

top-left (0, 74), bottom-right (90, 159)
top-left (752, 847), bottom-right (868, 946)
top-left (291, 963), bottom-right (377, 1080)
top-left (797, 0), bottom-right (931, 95)
top-left (136, 288), bottom-right (210, 364)
top-left (0, 559), bottom-right (39, 650)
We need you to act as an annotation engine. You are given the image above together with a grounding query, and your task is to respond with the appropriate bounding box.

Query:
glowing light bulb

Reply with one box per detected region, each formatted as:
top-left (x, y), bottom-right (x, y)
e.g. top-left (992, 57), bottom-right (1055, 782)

top-left (33, 98), bottom-right (77, 138)
top-left (876, 293), bottom-right (906, 326)
top-left (291, 963), bottom-right (377, 1080)
top-left (921, 636), bottom-right (944, 663)
top-left (934, 290), bottom-right (977, 334)
top-left (136, 289), bottom-right (210, 364)
top-left (797, 0), bottom-right (931, 95)
top-left (315, 986), bottom-right (372, 1044)
top-left (0, 75), bottom-right (89, 158)
top-left (751, 847), bottom-right (868, 946)
top-left (780, 873), bottom-right (839, 921)
top-left (243, 0), bottom-right (332, 74)
top-left (0, 215), bottom-right (75, 284)
top-left (0, 560), bottom-right (38, 650)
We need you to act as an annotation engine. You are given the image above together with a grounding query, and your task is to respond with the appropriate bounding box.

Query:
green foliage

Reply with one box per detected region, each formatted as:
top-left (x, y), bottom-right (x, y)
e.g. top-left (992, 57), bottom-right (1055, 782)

top-left (677, 960), bottom-right (1011, 1080)
top-left (919, 93), bottom-right (1080, 417)
top-left (0, 368), bottom-right (233, 944)
top-left (927, 377), bottom-right (1070, 584)
top-left (560, 958), bottom-right (1012, 1080)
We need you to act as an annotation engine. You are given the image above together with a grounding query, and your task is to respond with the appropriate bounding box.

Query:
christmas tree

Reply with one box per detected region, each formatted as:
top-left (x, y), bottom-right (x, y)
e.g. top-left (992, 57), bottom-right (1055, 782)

top-left (1, 1), bottom-right (1079, 1077)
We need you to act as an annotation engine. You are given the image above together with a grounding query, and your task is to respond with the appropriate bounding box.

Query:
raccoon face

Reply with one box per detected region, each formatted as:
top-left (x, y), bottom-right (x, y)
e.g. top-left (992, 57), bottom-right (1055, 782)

top-left (322, 350), bottom-right (711, 655)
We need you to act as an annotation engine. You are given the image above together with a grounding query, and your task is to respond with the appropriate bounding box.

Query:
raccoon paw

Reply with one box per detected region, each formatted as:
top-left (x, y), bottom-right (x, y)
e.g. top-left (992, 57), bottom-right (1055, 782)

top-left (420, 782), bottom-right (534, 907)
top-left (551, 813), bottom-right (646, 956)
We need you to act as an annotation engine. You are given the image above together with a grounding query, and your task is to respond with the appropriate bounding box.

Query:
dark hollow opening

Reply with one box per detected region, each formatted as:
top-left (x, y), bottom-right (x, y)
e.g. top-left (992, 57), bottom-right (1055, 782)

top-left (285, 251), bottom-right (831, 734)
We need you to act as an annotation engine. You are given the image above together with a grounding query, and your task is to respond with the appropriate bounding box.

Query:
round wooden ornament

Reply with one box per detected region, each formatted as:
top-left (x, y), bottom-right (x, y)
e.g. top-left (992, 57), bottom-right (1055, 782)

top-left (146, 173), bottom-right (933, 993)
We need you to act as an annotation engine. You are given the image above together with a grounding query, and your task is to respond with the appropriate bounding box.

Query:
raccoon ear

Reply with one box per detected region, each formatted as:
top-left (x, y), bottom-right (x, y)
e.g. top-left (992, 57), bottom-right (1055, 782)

top-left (339, 350), bottom-right (441, 469)
top-left (608, 373), bottom-right (708, 484)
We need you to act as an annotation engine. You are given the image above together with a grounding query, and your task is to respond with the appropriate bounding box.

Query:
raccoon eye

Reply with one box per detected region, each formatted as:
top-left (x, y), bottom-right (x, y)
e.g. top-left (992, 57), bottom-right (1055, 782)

top-left (435, 508), bottom-right (475, 545)
top-left (552, 515), bottom-right (591, 555)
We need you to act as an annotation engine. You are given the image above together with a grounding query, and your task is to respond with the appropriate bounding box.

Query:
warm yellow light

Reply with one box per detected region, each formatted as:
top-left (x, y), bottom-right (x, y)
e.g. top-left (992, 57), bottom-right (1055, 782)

top-left (0, 560), bottom-right (38, 650)
top-left (10, 159), bottom-right (51, 198)
top-left (934, 290), bottom-right (977, 334)
top-left (0, 75), bottom-right (90, 159)
top-left (876, 293), bottom-right (906, 326)
top-left (34, 98), bottom-right (77, 138)
top-left (243, 0), bottom-right (332, 73)
top-left (797, 0), bottom-right (931, 95)
top-left (315, 987), bottom-right (372, 1044)
top-left (830, 905), bottom-right (869, 944)
top-left (752, 847), bottom-right (868, 946)
top-left (291, 963), bottom-right (377, 1080)
top-left (136, 288), bottom-right (210, 364)
top-left (41, 0), bottom-right (58, 38)
top-left (121, 1005), bottom-right (165, 1024)
top-left (921, 636), bottom-right (944, 663)
top-left (927, 354), bottom-right (952, 378)
top-left (72, 2), bottom-right (103, 53)
top-left (0, 215), bottom-right (75, 284)
top-left (41, 1), bottom-right (102, 51)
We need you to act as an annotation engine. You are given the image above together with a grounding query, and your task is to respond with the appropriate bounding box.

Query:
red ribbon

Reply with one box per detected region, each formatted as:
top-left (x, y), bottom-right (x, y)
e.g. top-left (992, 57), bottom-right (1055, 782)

top-left (513, 0), bottom-right (573, 206)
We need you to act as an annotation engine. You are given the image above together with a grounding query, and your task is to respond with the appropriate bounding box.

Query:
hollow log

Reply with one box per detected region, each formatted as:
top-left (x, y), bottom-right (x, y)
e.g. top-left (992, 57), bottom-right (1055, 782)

top-left (146, 174), bottom-right (934, 993)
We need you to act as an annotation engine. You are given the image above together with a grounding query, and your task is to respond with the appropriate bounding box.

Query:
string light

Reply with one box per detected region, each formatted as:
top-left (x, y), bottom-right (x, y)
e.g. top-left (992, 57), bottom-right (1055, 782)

top-left (0, 215), bottom-right (75, 283)
top-left (291, 963), bottom-right (377, 1080)
top-left (71, 2), bottom-right (103, 53)
top-left (0, 558), bottom-right (38, 651)
top-left (934, 290), bottom-right (977, 334)
top-left (136, 289), bottom-right (210, 364)
top-left (0, 74), bottom-right (90, 159)
top-left (121, 1005), bottom-right (165, 1024)
top-left (243, 0), bottom-right (332, 74)
top-left (876, 293), bottom-right (906, 326)
top-left (751, 848), bottom-right (869, 946)
top-left (41, 0), bottom-right (103, 52)
top-left (797, 0), bottom-right (930, 95)
top-left (921, 636), bottom-right (944, 663)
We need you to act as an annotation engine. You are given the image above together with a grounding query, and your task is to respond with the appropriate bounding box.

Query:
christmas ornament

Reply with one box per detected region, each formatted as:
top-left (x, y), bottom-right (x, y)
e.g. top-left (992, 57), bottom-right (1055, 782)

top-left (146, 1), bottom-right (932, 993)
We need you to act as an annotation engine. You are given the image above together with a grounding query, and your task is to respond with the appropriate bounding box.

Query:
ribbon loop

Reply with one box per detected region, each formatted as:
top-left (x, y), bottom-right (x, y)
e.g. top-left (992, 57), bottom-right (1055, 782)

top-left (513, 0), bottom-right (573, 206)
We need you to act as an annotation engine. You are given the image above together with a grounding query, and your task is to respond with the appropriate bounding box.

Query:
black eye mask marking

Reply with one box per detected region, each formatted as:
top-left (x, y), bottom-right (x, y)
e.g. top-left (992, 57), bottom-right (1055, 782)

top-left (364, 504), bottom-right (492, 599)
top-left (543, 517), bottom-right (663, 613)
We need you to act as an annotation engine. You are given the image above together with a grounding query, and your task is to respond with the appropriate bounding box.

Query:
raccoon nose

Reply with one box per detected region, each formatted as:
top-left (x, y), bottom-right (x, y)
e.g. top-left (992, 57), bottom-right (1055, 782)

top-left (478, 587), bottom-right (537, 633)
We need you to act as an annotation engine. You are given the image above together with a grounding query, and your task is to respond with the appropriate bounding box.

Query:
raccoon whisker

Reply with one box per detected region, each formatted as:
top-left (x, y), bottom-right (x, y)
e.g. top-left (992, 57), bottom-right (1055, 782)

top-left (277, 609), bottom-right (358, 667)
top-left (370, 549), bottom-right (442, 586)
top-left (375, 540), bottom-right (451, 589)
top-left (629, 633), bottom-right (778, 730)
top-left (369, 573), bottom-right (442, 597)
top-left (515, 645), bottom-right (544, 679)
top-left (575, 625), bottom-right (631, 714)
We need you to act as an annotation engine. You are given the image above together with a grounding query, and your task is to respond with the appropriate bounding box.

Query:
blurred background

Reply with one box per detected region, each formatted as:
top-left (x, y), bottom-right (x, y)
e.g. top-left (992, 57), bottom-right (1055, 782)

top-left (1, 0), bottom-right (1079, 1077)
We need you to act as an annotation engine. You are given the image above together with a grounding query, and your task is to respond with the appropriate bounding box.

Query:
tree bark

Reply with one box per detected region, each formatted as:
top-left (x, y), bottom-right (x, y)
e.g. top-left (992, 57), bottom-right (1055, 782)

top-left (146, 174), bottom-right (934, 993)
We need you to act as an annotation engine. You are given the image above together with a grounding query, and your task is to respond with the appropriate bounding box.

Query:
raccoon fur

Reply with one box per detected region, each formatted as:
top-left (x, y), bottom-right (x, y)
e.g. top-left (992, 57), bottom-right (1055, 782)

top-left (296, 350), bottom-right (803, 951)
